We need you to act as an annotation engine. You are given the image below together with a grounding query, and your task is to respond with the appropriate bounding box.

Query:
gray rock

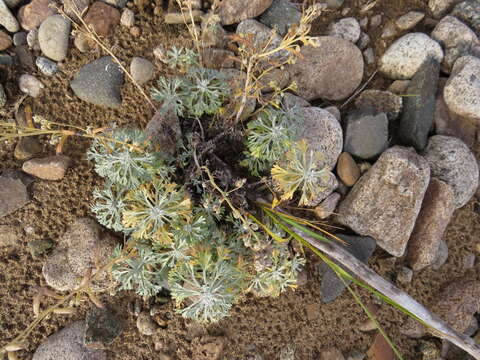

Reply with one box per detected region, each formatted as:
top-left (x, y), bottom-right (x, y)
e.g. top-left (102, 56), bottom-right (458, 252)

top-left (325, 0), bottom-right (344, 9)
top-left (396, 266), bottom-right (413, 285)
top-left (42, 218), bottom-right (116, 291)
top-left (259, 0), bottom-right (301, 36)
top-left (337, 146), bottom-right (431, 257)
top-left (319, 234), bottom-right (376, 302)
top-left (429, 0), bottom-right (462, 18)
top-left (202, 48), bottom-right (235, 69)
top-left (432, 239), bottom-right (449, 269)
top-left (236, 19), bottom-right (288, 62)
top-left (63, 0), bottom-right (90, 20)
top-left (218, 0), bottom-right (272, 25)
top-left (71, 56), bottom-right (124, 108)
top-left (363, 47), bottom-right (374, 65)
top-left (0, 173), bottom-right (29, 218)
top-left (298, 106), bottom-right (343, 169)
top-left (18, 74), bottom-right (44, 97)
top-left (0, 83), bottom-right (6, 108)
top-left (27, 29), bottom-right (40, 50)
top-left (36, 56), bottom-right (59, 76)
top-left (4, 0), bottom-right (22, 7)
top-left (431, 15), bottom-right (479, 72)
top-left (136, 311), bottom-right (158, 336)
top-left (288, 36), bottom-right (364, 101)
top-left (328, 17), bottom-right (361, 43)
top-left (422, 135), bottom-right (479, 208)
top-left (387, 79), bottom-right (410, 94)
top-left (32, 321), bottom-right (106, 360)
top-left (443, 56), bottom-right (480, 122)
top-left (370, 14), bottom-right (382, 29)
top-left (0, 0), bottom-right (19, 32)
top-left (406, 178), bottom-right (455, 270)
top-left (314, 192), bottom-right (341, 219)
top-left (120, 8), bottom-right (134, 27)
top-left (354, 89), bottom-right (402, 121)
top-left (38, 15), bottom-right (71, 61)
top-left (357, 32), bottom-right (370, 50)
top-left (221, 69), bottom-right (256, 121)
top-left (85, 307), bottom-right (123, 349)
top-left (324, 106), bottom-right (341, 122)
top-left (13, 32), bottom-right (27, 46)
top-left (451, 0), bottom-right (480, 34)
top-left (0, 54), bottom-right (13, 65)
top-left (344, 109), bottom-right (388, 160)
top-left (145, 105), bottom-right (182, 157)
top-left (281, 92), bottom-right (310, 110)
top-left (381, 22), bottom-right (398, 39)
top-left (395, 11), bottom-right (425, 31)
top-left (379, 33), bottom-right (444, 79)
top-left (399, 57), bottom-right (440, 151)
top-left (130, 57), bottom-right (154, 85)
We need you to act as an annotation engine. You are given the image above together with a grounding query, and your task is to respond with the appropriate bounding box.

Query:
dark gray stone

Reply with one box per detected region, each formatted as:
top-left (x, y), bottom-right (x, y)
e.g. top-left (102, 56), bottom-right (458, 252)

top-left (71, 56), bottom-right (124, 108)
top-left (399, 57), bottom-right (440, 151)
top-left (319, 234), bottom-right (376, 303)
top-left (84, 307), bottom-right (123, 349)
top-left (344, 109), bottom-right (388, 160)
top-left (36, 56), bottom-right (59, 76)
top-left (259, 0), bottom-right (301, 36)
top-left (451, 0), bottom-right (480, 34)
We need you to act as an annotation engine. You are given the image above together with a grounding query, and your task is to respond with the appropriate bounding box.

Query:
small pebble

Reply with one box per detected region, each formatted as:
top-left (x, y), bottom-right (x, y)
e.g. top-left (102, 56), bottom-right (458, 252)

top-left (22, 155), bottom-right (70, 180)
top-left (130, 25), bottom-right (141, 37)
top-left (0, 29), bottom-right (12, 50)
top-left (27, 238), bottom-right (54, 257)
top-left (36, 56), bottom-right (59, 76)
top-left (358, 318), bottom-right (377, 332)
top-left (337, 152), bottom-right (360, 187)
top-left (13, 31), bottom-right (27, 46)
top-left (14, 137), bottom-right (42, 160)
top-left (27, 29), bottom-right (40, 50)
top-left (314, 193), bottom-right (341, 219)
top-left (358, 162), bottom-right (371, 174)
top-left (370, 14), bottom-right (382, 29)
top-left (18, 74), bottom-right (44, 97)
top-left (395, 11), bottom-right (425, 31)
top-left (325, 0), bottom-right (344, 9)
top-left (130, 56), bottom-right (154, 85)
top-left (363, 47), bottom-right (374, 65)
top-left (164, 10), bottom-right (204, 24)
top-left (0, 83), bottom-right (6, 108)
top-left (136, 311), bottom-right (158, 336)
top-left (396, 266), bottom-right (413, 285)
top-left (463, 252), bottom-right (476, 269)
top-left (120, 8), bottom-right (134, 27)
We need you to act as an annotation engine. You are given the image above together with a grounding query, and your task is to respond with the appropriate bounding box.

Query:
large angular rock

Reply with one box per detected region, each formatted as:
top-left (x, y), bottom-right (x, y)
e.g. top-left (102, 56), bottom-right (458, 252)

top-left (42, 218), bottom-right (116, 291)
top-left (70, 56), bottom-right (124, 108)
top-left (337, 147), bottom-right (430, 257)
top-left (422, 135), bottom-right (479, 208)
top-left (443, 55), bottom-right (480, 123)
top-left (288, 36), bottom-right (364, 101)
top-left (32, 321), bottom-right (106, 360)
top-left (379, 33), bottom-right (443, 79)
top-left (344, 109), bottom-right (388, 160)
top-left (298, 107), bottom-right (343, 169)
top-left (399, 57), bottom-right (440, 151)
top-left (319, 234), bottom-right (376, 302)
top-left (406, 178), bottom-right (455, 271)
top-left (0, 173), bottom-right (29, 218)
top-left (218, 0), bottom-right (272, 25)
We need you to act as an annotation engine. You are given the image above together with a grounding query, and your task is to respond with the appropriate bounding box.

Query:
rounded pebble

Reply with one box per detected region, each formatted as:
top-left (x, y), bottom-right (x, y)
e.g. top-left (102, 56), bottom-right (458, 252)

top-left (36, 56), bottom-right (59, 76)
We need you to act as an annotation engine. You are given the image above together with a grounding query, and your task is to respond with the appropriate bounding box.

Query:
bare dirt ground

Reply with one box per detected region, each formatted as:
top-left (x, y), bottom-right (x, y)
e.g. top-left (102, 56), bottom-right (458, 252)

top-left (1, 0), bottom-right (479, 359)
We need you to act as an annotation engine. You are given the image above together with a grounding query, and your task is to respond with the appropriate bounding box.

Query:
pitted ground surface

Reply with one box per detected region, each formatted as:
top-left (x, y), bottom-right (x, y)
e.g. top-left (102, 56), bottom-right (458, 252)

top-left (1, 0), bottom-right (479, 359)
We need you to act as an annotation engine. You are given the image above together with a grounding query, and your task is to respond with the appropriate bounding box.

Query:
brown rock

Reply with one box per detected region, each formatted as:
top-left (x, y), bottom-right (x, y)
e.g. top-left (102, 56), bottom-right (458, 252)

top-left (367, 333), bottom-right (394, 360)
top-left (406, 178), bottom-right (455, 271)
top-left (387, 79), bottom-right (410, 94)
top-left (129, 25), bottom-right (141, 37)
top-left (201, 48), bottom-right (234, 69)
top-left (358, 318), bottom-right (377, 332)
top-left (314, 192), bottom-right (341, 219)
top-left (0, 30), bottom-right (12, 51)
top-left (0, 175), bottom-right (29, 218)
top-left (320, 347), bottom-right (345, 360)
top-left (0, 225), bottom-right (19, 247)
top-left (146, 105), bottom-right (182, 157)
top-left (201, 13), bottom-right (227, 48)
top-left (354, 90), bottom-right (403, 121)
top-left (22, 155), bottom-right (70, 180)
top-left (336, 146), bottom-right (430, 257)
top-left (84, 2), bottom-right (120, 38)
top-left (337, 152), bottom-right (360, 187)
top-left (259, 67), bottom-right (290, 92)
top-left (402, 279), bottom-right (480, 336)
top-left (14, 137), bottom-right (42, 160)
top-left (217, 0), bottom-right (272, 25)
top-left (288, 36), bottom-right (364, 101)
top-left (18, 0), bottom-right (56, 31)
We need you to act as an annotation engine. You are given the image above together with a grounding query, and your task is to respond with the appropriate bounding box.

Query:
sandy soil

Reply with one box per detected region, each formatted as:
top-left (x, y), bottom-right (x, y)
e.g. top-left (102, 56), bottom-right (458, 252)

top-left (1, 0), bottom-right (479, 359)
